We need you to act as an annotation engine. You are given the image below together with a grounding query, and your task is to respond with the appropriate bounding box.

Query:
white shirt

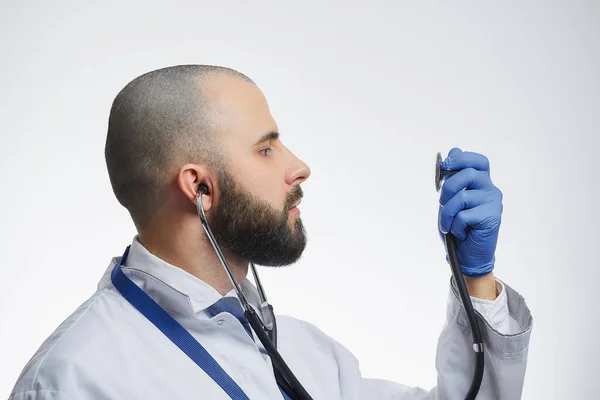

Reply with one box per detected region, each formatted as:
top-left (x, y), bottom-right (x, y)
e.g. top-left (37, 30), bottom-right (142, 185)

top-left (9, 236), bottom-right (533, 399)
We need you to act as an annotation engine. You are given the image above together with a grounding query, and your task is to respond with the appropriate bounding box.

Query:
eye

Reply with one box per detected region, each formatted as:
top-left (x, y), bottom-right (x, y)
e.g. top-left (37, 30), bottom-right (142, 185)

top-left (259, 147), bottom-right (272, 156)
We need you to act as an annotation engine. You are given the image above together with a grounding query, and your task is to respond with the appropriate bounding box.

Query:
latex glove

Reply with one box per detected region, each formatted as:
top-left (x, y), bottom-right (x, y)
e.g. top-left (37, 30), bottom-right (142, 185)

top-left (438, 148), bottom-right (503, 277)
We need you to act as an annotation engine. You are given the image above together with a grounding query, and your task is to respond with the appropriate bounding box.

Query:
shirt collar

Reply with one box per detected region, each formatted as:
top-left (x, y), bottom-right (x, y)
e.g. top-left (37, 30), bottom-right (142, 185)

top-left (97, 235), bottom-right (264, 320)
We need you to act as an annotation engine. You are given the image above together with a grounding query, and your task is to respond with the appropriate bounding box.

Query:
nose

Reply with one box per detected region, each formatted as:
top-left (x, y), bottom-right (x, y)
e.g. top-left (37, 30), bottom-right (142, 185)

top-left (285, 148), bottom-right (311, 187)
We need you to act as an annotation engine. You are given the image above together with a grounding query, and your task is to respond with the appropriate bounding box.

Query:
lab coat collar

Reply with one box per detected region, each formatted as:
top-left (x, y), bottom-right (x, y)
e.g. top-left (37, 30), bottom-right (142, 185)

top-left (97, 235), bottom-right (264, 320)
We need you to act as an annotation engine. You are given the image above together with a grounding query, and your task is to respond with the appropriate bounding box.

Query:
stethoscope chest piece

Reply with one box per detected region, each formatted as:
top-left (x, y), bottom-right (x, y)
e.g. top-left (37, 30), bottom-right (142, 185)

top-left (435, 152), bottom-right (443, 192)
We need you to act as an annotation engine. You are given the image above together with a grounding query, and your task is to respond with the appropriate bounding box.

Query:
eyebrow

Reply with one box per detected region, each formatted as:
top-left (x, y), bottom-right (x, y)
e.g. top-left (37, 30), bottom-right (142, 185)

top-left (254, 131), bottom-right (279, 146)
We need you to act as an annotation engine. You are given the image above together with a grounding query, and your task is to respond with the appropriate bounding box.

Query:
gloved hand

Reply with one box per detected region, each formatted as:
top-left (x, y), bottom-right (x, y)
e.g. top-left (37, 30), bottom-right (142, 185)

top-left (438, 148), bottom-right (503, 277)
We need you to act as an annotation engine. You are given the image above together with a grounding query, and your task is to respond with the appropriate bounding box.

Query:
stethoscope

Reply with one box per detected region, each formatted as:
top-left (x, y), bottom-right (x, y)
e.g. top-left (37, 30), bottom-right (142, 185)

top-left (195, 183), bottom-right (313, 400)
top-left (435, 152), bottom-right (484, 400)
top-left (192, 150), bottom-right (484, 400)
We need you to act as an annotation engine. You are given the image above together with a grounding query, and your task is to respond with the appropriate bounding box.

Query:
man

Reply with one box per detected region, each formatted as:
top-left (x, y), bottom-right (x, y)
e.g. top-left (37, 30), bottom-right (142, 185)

top-left (9, 65), bottom-right (533, 399)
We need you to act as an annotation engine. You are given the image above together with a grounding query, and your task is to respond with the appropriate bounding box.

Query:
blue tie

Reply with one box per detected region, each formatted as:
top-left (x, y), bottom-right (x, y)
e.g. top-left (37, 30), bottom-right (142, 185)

top-left (206, 297), bottom-right (294, 400)
top-left (207, 297), bottom-right (254, 340)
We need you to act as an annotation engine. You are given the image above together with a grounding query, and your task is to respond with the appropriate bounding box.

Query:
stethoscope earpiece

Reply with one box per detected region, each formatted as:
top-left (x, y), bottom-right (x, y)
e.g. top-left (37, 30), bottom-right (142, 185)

top-left (193, 178), bottom-right (307, 396)
top-left (198, 183), bottom-right (209, 195)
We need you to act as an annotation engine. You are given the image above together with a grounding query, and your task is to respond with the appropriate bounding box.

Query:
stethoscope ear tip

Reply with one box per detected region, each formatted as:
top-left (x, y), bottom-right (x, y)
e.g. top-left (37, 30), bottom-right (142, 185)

top-left (196, 184), bottom-right (210, 224)
top-left (198, 184), bottom-right (209, 196)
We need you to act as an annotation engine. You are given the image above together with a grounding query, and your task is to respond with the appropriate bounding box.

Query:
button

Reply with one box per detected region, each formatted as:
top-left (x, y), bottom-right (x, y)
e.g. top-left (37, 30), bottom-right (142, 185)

top-left (216, 319), bottom-right (225, 326)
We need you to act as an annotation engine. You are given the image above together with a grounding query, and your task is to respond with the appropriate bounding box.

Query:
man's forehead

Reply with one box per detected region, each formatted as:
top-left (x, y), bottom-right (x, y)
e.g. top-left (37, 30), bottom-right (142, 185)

top-left (200, 75), bottom-right (277, 143)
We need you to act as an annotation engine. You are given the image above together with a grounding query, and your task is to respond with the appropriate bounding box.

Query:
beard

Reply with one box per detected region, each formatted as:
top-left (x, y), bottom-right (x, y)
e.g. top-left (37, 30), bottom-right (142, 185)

top-left (206, 167), bottom-right (307, 267)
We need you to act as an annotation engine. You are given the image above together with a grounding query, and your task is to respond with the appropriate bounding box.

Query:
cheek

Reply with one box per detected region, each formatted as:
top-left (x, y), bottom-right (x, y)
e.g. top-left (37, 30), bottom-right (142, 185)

top-left (229, 159), bottom-right (285, 209)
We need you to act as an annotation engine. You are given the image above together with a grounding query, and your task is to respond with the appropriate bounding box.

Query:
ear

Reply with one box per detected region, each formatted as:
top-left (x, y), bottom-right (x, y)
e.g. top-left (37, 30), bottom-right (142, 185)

top-left (177, 164), bottom-right (215, 212)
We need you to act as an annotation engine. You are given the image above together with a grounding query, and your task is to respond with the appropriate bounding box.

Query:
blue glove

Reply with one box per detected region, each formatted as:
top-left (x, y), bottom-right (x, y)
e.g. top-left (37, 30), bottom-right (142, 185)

top-left (438, 148), bottom-right (503, 277)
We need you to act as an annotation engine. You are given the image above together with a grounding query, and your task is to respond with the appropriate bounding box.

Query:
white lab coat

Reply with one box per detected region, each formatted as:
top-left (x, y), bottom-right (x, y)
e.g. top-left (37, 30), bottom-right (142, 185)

top-left (9, 236), bottom-right (532, 399)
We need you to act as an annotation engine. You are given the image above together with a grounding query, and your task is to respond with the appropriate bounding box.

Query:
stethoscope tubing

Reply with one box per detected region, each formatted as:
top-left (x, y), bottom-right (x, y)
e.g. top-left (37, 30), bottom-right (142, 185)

top-left (445, 233), bottom-right (484, 399)
top-left (196, 189), bottom-right (313, 400)
top-left (437, 152), bottom-right (484, 400)
top-left (193, 152), bottom-right (485, 400)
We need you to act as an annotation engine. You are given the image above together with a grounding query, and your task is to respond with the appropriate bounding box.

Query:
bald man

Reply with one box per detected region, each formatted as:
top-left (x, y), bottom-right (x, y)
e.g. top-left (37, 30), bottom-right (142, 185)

top-left (9, 65), bottom-right (532, 399)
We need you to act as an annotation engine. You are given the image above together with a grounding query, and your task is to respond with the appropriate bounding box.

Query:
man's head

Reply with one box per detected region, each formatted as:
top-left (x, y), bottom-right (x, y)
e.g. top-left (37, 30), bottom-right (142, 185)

top-left (105, 65), bottom-right (311, 266)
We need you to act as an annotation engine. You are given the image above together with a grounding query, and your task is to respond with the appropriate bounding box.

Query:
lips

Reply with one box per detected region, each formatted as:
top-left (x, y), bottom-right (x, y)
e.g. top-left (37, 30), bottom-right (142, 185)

top-left (289, 199), bottom-right (302, 209)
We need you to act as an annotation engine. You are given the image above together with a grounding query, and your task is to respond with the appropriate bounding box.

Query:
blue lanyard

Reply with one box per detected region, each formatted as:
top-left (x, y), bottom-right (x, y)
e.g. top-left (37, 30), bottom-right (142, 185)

top-left (111, 246), bottom-right (291, 399)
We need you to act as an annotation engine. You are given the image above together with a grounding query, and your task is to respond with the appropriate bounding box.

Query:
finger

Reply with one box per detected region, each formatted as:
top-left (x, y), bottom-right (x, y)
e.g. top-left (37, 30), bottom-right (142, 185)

top-left (439, 189), bottom-right (492, 235)
top-left (449, 207), bottom-right (486, 241)
top-left (442, 150), bottom-right (490, 173)
top-left (438, 204), bottom-right (446, 243)
top-left (450, 203), bottom-right (500, 241)
top-left (439, 168), bottom-right (493, 206)
top-left (446, 147), bottom-right (463, 158)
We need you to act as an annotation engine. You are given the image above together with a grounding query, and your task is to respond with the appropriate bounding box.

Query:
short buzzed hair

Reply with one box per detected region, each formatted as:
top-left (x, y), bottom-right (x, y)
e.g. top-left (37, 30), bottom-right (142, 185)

top-left (105, 65), bottom-right (254, 231)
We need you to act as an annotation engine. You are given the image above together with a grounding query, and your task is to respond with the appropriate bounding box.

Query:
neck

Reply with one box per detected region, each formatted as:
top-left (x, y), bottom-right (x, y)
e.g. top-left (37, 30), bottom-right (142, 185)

top-left (138, 217), bottom-right (249, 296)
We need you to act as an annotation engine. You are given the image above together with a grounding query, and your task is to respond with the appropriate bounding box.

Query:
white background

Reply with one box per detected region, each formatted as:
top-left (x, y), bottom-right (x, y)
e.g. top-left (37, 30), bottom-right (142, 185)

top-left (1, 1), bottom-right (598, 398)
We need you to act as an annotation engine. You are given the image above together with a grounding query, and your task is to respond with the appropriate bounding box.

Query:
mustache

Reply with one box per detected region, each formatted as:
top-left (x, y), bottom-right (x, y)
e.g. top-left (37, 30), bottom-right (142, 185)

top-left (285, 185), bottom-right (303, 210)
